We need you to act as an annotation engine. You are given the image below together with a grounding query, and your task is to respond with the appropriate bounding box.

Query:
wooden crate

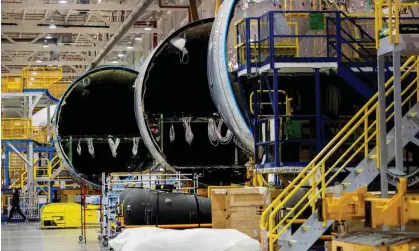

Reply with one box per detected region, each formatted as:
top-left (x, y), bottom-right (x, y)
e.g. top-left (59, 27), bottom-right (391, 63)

top-left (211, 187), bottom-right (268, 240)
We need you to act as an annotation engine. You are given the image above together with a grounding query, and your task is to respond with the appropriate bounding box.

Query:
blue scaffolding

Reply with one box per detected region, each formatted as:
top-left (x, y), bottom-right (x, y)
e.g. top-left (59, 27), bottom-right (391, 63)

top-left (235, 10), bottom-right (389, 171)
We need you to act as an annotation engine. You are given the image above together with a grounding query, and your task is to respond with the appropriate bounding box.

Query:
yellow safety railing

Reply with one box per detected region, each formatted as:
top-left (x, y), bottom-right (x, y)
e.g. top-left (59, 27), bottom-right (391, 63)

top-left (50, 155), bottom-right (62, 176)
top-left (375, 0), bottom-right (419, 48)
top-left (1, 118), bottom-right (32, 140)
top-left (48, 81), bottom-right (71, 98)
top-left (249, 90), bottom-right (292, 117)
top-left (1, 74), bottom-right (23, 93)
top-left (261, 55), bottom-right (419, 250)
top-left (10, 170), bottom-right (27, 189)
top-left (22, 67), bottom-right (62, 89)
top-left (34, 158), bottom-right (51, 180)
top-left (33, 126), bottom-right (49, 144)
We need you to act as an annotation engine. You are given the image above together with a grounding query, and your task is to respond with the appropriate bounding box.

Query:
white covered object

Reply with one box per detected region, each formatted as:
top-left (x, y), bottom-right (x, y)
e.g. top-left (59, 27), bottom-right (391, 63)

top-left (109, 228), bottom-right (172, 251)
top-left (110, 228), bottom-right (260, 251)
top-left (32, 105), bottom-right (57, 126)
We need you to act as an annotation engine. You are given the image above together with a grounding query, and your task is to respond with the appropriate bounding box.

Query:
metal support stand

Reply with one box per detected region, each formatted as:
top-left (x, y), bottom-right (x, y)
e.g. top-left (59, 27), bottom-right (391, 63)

top-left (273, 69), bottom-right (280, 166)
top-left (315, 68), bottom-right (322, 153)
top-left (392, 50), bottom-right (404, 174)
top-left (377, 55), bottom-right (388, 198)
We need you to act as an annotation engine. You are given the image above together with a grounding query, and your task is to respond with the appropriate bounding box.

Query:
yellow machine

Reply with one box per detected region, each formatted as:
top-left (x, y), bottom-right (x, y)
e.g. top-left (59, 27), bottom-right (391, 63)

top-left (331, 232), bottom-right (419, 251)
top-left (40, 203), bottom-right (100, 229)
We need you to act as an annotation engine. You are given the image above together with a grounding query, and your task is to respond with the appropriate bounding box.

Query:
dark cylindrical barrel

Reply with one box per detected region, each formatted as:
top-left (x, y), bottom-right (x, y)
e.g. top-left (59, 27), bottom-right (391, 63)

top-left (54, 66), bottom-right (152, 186)
top-left (122, 189), bottom-right (211, 226)
top-left (134, 18), bottom-right (240, 172)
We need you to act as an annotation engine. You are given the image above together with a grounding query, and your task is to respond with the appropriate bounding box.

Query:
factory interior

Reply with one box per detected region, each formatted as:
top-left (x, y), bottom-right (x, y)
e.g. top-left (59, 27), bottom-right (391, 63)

top-left (1, 0), bottom-right (419, 250)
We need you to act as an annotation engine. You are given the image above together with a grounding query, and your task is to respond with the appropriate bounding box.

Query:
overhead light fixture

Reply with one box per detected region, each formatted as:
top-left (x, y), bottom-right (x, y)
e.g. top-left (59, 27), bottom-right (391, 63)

top-left (118, 52), bottom-right (124, 58)
top-left (134, 35), bottom-right (142, 41)
top-left (29, 77), bottom-right (35, 81)
top-left (126, 43), bottom-right (134, 49)
top-left (32, 72), bottom-right (38, 76)
top-left (42, 40), bottom-right (49, 48)
top-left (57, 64), bottom-right (62, 67)
top-left (36, 59), bottom-right (42, 63)
top-left (28, 82), bottom-right (33, 86)
top-left (49, 20), bottom-right (56, 29)
top-left (144, 21), bottom-right (152, 31)
top-left (112, 58), bottom-right (119, 64)
top-left (58, 0), bottom-right (68, 3)
top-left (45, 33), bottom-right (53, 39)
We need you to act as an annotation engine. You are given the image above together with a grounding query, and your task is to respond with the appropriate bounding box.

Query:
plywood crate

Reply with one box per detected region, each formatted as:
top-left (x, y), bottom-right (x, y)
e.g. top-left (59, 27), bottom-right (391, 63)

top-left (211, 187), bottom-right (268, 240)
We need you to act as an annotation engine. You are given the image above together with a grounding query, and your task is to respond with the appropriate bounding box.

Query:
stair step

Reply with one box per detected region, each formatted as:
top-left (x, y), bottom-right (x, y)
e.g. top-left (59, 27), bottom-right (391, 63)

top-left (354, 169), bottom-right (364, 174)
top-left (278, 103), bottom-right (419, 251)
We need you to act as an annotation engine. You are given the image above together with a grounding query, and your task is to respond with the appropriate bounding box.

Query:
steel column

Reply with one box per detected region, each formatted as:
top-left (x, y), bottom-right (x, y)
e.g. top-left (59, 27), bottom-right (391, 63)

top-left (273, 69), bottom-right (280, 166)
top-left (27, 95), bottom-right (35, 195)
top-left (315, 68), bottom-right (322, 153)
top-left (377, 55), bottom-right (388, 198)
top-left (392, 50), bottom-right (403, 174)
top-left (47, 105), bottom-right (51, 142)
top-left (4, 151), bottom-right (10, 189)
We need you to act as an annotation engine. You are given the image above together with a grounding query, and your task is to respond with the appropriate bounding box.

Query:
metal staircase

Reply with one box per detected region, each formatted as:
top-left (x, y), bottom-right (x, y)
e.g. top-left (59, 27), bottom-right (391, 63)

top-left (261, 55), bottom-right (419, 250)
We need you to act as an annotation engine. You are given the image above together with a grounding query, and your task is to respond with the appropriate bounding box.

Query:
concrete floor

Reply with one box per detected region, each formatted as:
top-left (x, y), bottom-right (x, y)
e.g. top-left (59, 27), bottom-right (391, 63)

top-left (1, 222), bottom-right (107, 251)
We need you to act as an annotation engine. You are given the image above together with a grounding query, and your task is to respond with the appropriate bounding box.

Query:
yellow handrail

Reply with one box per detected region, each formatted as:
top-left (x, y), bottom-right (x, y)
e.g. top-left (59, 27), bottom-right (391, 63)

top-left (261, 55), bottom-right (419, 250)
top-left (375, 0), bottom-right (419, 48)
top-left (249, 90), bottom-right (292, 116)
top-left (34, 158), bottom-right (51, 180)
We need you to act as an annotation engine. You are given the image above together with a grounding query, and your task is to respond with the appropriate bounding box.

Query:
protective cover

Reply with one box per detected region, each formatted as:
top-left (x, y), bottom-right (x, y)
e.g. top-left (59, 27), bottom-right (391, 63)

top-left (109, 228), bottom-right (260, 251)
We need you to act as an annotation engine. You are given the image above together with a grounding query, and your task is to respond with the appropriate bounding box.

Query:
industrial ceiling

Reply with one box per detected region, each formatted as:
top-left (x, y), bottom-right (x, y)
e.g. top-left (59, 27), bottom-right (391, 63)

top-left (1, 0), bottom-right (215, 81)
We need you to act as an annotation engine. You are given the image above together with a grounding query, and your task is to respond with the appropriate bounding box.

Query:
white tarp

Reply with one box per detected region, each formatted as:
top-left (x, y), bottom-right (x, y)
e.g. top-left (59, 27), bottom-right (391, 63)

top-left (109, 228), bottom-right (260, 251)
top-left (32, 105), bottom-right (57, 126)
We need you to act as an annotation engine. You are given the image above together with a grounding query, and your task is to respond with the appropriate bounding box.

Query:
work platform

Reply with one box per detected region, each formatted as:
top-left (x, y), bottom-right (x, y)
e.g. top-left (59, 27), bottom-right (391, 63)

top-left (1, 67), bottom-right (74, 221)
top-left (234, 3), bottom-right (419, 251)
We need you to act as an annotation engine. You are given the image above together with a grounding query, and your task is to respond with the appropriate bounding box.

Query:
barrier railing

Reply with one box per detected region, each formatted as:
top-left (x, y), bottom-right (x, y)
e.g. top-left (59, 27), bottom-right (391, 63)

top-left (375, 0), bottom-right (419, 48)
top-left (34, 158), bottom-right (51, 180)
top-left (1, 74), bottom-right (23, 93)
top-left (1, 118), bottom-right (32, 140)
top-left (48, 81), bottom-right (71, 98)
top-left (236, 11), bottom-right (381, 75)
top-left (261, 55), bottom-right (419, 250)
top-left (10, 170), bottom-right (27, 189)
top-left (33, 126), bottom-right (49, 144)
top-left (22, 67), bottom-right (62, 89)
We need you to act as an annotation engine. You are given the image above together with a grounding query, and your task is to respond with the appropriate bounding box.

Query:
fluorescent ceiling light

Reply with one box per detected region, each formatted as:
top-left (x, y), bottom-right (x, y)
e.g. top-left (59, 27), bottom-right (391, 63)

top-left (144, 27), bottom-right (152, 31)
top-left (32, 72), bottom-right (38, 76)
top-left (58, 0), bottom-right (68, 3)
top-left (36, 59), bottom-right (42, 63)
top-left (134, 35), bottom-right (142, 41)
top-left (126, 43), bottom-right (133, 49)
top-left (42, 40), bottom-right (49, 48)
top-left (112, 59), bottom-right (118, 64)
top-left (118, 52), bottom-right (124, 58)
top-left (45, 33), bottom-right (53, 39)
top-left (29, 77), bottom-right (35, 81)
top-left (49, 22), bottom-right (56, 29)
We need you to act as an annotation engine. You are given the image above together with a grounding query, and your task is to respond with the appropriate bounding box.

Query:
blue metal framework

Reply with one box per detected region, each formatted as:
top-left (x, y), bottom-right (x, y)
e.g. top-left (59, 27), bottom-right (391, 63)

top-left (235, 10), bottom-right (389, 170)
top-left (2, 146), bottom-right (56, 190)
top-left (23, 88), bottom-right (60, 102)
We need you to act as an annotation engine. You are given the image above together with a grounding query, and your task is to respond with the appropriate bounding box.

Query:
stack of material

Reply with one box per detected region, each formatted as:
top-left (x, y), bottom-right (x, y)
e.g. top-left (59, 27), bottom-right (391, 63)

top-left (109, 227), bottom-right (260, 251)
top-left (211, 187), bottom-right (269, 240)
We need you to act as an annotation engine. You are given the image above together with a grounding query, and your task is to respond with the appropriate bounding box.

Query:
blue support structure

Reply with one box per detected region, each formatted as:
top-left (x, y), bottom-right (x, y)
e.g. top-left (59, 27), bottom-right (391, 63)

top-left (273, 70), bottom-right (280, 166)
top-left (234, 10), bottom-right (392, 171)
top-left (315, 68), bottom-right (322, 153)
